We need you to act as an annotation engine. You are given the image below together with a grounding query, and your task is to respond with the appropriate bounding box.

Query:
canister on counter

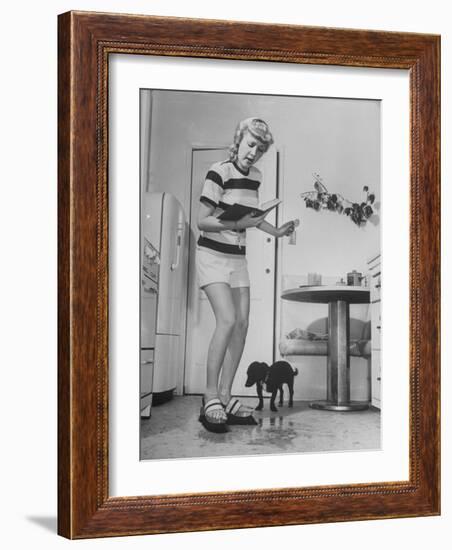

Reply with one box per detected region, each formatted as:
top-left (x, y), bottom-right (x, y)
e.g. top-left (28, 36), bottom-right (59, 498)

top-left (347, 270), bottom-right (362, 286)
top-left (308, 272), bottom-right (322, 286)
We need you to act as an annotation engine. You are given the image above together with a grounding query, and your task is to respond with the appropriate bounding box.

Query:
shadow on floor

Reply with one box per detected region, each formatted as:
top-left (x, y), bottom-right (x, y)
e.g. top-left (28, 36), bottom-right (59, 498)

top-left (26, 516), bottom-right (57, 534)
top-left (141, 396), bottom-right (380, 460)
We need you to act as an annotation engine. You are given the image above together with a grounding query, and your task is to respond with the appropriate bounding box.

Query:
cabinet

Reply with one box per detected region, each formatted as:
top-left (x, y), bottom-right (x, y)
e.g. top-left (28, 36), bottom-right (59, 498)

top-left (367, 253), bottom-right (381, 409)
top-left (140, 349), bottom-right (154, 418)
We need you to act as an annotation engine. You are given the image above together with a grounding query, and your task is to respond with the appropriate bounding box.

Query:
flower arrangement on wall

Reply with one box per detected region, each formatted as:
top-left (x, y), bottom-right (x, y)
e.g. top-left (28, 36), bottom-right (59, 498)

top-left (300, 173), bottom-right (377, 227)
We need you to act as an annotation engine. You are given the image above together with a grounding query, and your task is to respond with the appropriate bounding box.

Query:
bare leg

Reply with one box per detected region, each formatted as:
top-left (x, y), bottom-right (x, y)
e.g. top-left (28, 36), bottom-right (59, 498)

top-left (202, 283), bottom-right (236, 421)
top-left (218, 286), bottom-right (252, 414)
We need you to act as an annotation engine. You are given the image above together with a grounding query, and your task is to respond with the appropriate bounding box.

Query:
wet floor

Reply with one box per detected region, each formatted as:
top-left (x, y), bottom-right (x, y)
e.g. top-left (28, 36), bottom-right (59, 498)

top-left (140, 396), bottom-right (380, 460)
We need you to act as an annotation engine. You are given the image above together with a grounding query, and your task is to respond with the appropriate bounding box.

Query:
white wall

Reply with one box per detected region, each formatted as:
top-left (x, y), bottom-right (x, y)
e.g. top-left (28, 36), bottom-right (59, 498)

top-left (1, 1), bottom-right (450, 549)
top-left (146, 90), bottom-right (378, 399)
top-left (147, 93), bottom-right (380, 274)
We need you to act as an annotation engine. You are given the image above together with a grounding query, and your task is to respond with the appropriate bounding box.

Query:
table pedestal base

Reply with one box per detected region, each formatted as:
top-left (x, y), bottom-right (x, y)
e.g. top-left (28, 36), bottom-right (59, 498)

top-left (309, 400), bottom-right (369, 412)
top-left (314, 300), bottom-right (369, 412)
top-left (281, 287), bottom-right (372, 413)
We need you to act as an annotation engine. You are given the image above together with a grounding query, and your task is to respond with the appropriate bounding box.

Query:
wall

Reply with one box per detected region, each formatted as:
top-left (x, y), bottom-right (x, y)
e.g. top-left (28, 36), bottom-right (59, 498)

top-left (147, 92), bottom-right (380, 274)
top-left (2, 1), bottom-right (450, 549)
top-left (146, 90), bottom-right (379, 400)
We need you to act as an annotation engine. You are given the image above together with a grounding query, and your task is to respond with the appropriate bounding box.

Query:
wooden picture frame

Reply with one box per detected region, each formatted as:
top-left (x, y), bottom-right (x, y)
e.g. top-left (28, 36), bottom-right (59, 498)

top-left (58, 11), bottom-right (440, 538)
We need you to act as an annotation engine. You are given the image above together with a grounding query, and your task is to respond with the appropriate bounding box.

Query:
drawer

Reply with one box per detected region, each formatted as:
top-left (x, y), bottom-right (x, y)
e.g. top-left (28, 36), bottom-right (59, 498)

top-left (367, 253), bottom-right (381, 301)
top-left (371, 308), bottom-right (381, 350)
top-left (367, 253), bottom-right (381, 270)
top-left (140, 393), bottom-right (152, 416)
top-left (141, 349), bottom-right (154, 419)
top-left (370, 269), bottom-right (381, 302)
top-left (371, 349), bottom-right (381, 407)
top-left (140, 349), bottom-right (154, 397)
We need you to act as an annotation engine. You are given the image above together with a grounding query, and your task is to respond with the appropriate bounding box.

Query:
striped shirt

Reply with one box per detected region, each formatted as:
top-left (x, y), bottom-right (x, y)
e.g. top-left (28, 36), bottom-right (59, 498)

top-left (198, 160), bottom-right (262, 256)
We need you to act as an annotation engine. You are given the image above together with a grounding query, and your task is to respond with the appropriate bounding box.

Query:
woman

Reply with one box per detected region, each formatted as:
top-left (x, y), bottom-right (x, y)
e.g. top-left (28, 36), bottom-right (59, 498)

top-left (196, 117), bottom-right (298, 432)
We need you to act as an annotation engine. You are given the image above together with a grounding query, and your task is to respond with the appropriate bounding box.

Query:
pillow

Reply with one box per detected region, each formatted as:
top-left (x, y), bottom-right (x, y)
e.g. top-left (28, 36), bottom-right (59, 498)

top-left (286, 328), bottom-right (328, 341)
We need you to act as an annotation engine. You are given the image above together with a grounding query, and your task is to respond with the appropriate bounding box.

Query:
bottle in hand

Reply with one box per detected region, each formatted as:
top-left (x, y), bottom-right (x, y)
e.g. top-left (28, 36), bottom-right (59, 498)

top-left (288, 219), bottom-right (300, 245)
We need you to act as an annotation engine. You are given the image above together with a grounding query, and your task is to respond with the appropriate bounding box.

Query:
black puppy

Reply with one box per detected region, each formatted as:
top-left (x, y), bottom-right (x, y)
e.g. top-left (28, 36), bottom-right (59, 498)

top-left (245, 361), bottom-right (298, 412)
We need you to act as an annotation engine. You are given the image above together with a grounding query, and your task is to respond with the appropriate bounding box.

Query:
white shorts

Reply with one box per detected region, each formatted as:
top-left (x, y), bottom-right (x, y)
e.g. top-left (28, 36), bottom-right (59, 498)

top-left (196, 247), bottom-right (250, 289)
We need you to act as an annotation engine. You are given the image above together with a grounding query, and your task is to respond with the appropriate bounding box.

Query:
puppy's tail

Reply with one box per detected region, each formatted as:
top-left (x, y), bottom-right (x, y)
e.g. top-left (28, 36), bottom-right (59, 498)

top-left (293, 367), bottom-right (299, 376)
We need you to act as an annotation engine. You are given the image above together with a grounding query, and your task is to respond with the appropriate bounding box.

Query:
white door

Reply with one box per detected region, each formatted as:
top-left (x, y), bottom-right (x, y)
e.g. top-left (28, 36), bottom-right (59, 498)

top-left (184, 148), bottom-right (278, 395)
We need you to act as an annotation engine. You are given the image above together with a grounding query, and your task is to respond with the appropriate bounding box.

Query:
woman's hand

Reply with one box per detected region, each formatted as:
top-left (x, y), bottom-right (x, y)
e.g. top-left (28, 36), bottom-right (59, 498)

top-left (236, 212), bottom-right (268, 230)
top-left (276, 219), bottom-right (299, 237)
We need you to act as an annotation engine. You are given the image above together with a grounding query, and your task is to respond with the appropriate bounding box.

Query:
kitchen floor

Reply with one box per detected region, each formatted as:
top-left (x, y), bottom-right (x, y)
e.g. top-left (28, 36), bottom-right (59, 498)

top-left (140, 395), bottom-right (380, 460)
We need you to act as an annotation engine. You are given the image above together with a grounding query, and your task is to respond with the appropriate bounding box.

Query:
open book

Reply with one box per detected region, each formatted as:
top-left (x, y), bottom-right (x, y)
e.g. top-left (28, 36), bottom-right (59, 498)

top-left (217, 198), bottom-right (281, 222)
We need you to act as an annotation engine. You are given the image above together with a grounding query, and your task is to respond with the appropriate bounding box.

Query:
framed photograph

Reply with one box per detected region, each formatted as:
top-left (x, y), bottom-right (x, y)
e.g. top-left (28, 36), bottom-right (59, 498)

top-left (58, 11), bottom-right (440, 538)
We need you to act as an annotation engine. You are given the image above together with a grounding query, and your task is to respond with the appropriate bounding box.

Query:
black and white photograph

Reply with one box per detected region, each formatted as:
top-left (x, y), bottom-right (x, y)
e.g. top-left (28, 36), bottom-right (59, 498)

top-left (139, 89), bottom-right (381, 460)
top-left (3, 0), bottom-right (445, 545)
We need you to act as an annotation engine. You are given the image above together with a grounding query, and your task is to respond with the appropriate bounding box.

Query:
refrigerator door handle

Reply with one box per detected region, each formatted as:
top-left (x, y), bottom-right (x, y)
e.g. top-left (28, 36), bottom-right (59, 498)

top-left (170, 223), bottom-right (184, 271)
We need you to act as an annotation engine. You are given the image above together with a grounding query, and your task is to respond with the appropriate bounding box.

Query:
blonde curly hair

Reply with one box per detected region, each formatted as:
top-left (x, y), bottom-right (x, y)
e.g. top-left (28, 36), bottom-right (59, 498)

top-left (228, 117), bottom-right (274, 161)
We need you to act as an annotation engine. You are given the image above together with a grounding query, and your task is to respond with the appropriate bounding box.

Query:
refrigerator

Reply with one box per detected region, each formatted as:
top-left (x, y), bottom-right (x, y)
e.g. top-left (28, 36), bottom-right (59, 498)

top-left (141, 192), bottom-right (187, 417)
